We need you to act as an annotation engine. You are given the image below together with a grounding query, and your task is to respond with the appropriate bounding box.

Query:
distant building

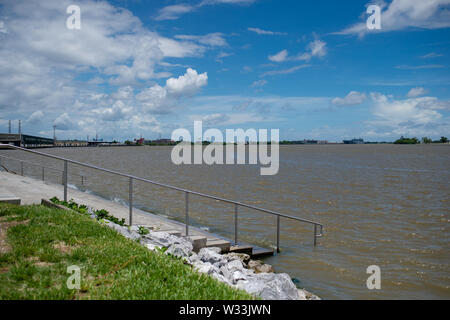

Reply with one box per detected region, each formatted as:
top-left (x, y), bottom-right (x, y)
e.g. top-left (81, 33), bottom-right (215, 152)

top-left (0, 133), bottom-right (54, 148)
top-left (343, 138), bottom-right (364, 144)
top-left (54, 140), bottom-right (88, 147)
top-left (143, 138), bottom-right (175, 145)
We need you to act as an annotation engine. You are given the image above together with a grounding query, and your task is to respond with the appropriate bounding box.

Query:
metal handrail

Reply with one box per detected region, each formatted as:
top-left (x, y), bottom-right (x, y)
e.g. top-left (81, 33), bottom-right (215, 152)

top-left (0, 154), bottom-right (86, 184)
top-left (0, 144), bottom-right (323, 249)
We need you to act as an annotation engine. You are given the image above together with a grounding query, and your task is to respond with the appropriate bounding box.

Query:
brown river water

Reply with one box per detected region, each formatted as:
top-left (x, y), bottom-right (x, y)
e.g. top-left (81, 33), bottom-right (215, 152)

top-left (1, 144), bottom-right (449, 299)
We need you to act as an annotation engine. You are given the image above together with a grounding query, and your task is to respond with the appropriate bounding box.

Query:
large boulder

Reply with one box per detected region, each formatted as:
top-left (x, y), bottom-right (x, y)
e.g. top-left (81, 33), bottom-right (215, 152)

top-left (166, 242), bottom-right (193, 258)
top-left (197, 247), bottom-right (227, 267)
top-left (106, 221), bottom-right (141, 241)
top-left (247, 260), bottom-right (274, 274)
top-left (227, 259), bottom-right (244, 272)
top-left (147, 231), bottom-right (191, 248)
top-left (236, 273), bottom-right (302, 300)
top-left (223, 253), bottom-right (250, 266)
top-left (193, 261), bottom-right (220, 276)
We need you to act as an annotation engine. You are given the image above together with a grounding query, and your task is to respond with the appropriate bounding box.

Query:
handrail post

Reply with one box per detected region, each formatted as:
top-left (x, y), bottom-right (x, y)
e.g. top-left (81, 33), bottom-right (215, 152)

top-left (185, 192), bottom-right (189, 236)
top-left (81, 175), bottom-right (84, 185)
top-left (234, 204), bottom-right (238, 245)
top-left (314, 224), bottom-right (317, 246)
top-left (63, 160), bottom-right (68, 202)
top-left (276, 215), bottom-right (280, 253)
top-left (129, 177), bottom-right (133, 226)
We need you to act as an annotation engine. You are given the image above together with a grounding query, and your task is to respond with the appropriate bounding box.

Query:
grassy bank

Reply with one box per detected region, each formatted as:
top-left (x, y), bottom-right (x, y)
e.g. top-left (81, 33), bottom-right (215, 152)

top-left (0, 203), bottom-right (252, 300)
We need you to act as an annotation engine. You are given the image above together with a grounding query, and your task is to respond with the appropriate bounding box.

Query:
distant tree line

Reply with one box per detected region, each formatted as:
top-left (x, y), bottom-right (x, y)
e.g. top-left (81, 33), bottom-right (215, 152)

top-left (394, 136), bottom-right (448, 144)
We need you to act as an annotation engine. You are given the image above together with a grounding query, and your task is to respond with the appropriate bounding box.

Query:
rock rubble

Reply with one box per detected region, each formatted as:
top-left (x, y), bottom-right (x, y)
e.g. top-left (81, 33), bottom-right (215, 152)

top-left (84, 208), bottom-right (320, 300)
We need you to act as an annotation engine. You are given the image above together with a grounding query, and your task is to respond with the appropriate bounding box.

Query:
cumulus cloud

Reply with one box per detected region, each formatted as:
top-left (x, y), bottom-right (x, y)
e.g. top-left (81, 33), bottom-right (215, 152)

top-left (0, 0), bottom-right (215, 140)
top-left (200, 113), bottom-right (230, 126)
top-left (407, 87), bottom-right (428, 98)
top-left (136, 85), bottom-right (169, 113)
top-left (166, 68), bottom-right (208, 96)
top-left (96, 100), bottom-right (132, 122)
top-left (332, 91), bottom-right (367, 106)
top-left (54, 113), bottom-right (78, 131)
top-left (136, 68), bottom-right (208, 114)
top-left (367, 93), bottom-right (450, 137)
top-left (336, 0), bottom-right (450, 36)
top-left (27, 111), bottom-right (44, 124)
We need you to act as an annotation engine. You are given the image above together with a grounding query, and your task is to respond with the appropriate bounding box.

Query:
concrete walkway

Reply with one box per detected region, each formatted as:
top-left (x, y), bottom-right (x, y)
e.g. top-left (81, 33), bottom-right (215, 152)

top-left (0, 170), bottom-right (231, 251)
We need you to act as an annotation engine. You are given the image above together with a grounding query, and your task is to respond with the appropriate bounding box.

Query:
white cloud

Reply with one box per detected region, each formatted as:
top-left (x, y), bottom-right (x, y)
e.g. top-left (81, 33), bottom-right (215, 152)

top-left (268, 40), bottom-right (327, 63)
top-left (154, 4), bottom-right (195, 21)
top-left (54, 113), bottom-right (78, 131)
top-left (199, 113), bottom-right (230, 125)
top-left (136, 85), bottom-right (170, 114)
top-left (175, 33), bottom-right (227, 47)
top-left (251, 79), bottom-right (268, 88)
top-left (421, 52), bottom-right (444, 58)
top-left (111, 86), bottom-right (134, 100)
top-left (248, 27), bottom-right (287, 35)
top-left (155, 0), bottom-right (257, 21)
top-left (135, 68), bottom-right (208, 114)
top-left (216, 51), bottom-right (233, 62)
top-left (395, 64), bottom-right (445, 70)
top-left (96, 100), bottom-right (132, 122)
top-left (367, 93), bottom-right (449, 137)
top-left (27, 111), bottom-right (44, 124)
top-left (332, 91), bottom-right (367, 105)
top-left (199, 0), bottom-right (256, 6)
top-left (308, 40), bottom-right (327, 58)
top-left (407, 87), bottom-right (428, 98)
top-left (0, 0), bottom-right (215, 140)
top-left (268, 50), bottom-right (288, 62)
top-left (261, 64), bottom-right (310, 77)
top-left (0, 20), bottom-right (6, 33)
top-left (336, 0), bottom-right (450, 36)
top-left (166, 68), bottom-right (208, 96)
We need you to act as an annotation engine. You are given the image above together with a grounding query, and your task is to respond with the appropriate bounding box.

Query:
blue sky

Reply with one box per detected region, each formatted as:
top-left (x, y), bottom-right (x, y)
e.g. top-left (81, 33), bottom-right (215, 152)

top-left (0, 0), bottom-right (449, 141)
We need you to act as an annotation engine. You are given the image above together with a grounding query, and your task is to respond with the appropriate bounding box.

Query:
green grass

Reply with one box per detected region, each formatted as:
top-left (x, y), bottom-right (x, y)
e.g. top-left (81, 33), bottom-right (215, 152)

top-left (0, 203), bottom-right (253, 300)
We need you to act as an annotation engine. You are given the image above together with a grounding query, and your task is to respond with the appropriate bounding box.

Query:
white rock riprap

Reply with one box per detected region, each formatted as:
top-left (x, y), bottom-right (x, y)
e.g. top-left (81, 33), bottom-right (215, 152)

top-left (79, 207), bottom-right (320, 300)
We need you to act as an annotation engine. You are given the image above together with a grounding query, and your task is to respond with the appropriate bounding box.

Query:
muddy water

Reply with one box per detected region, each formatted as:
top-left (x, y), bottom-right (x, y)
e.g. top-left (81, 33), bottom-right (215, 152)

top-left (1, 144), bottom-right (449, 299)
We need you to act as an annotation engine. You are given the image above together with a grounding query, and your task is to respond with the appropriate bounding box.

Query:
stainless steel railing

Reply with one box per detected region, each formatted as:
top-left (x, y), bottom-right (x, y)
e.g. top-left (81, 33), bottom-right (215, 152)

top-left (0, 144), bottom-right (323, 250)
top-left (0, 154), bottom-right (86, 185)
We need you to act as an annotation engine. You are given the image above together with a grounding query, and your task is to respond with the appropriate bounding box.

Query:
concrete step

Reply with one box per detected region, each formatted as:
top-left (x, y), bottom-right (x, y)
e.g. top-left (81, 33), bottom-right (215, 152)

top-left (251, 247), bottom-right (274, 258)
top-left (229, 245), bottom-right (253, 255)
top-left (206, 239), bottom-right (230, 253)
top-left (157, 229), bottom-right (182, 237)
top-left (0, 188), bottom-right (21, 205)
top-left (186, 235), bottom-right (207, 252)
top-left (0, 196), bottom-right (21, 205)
